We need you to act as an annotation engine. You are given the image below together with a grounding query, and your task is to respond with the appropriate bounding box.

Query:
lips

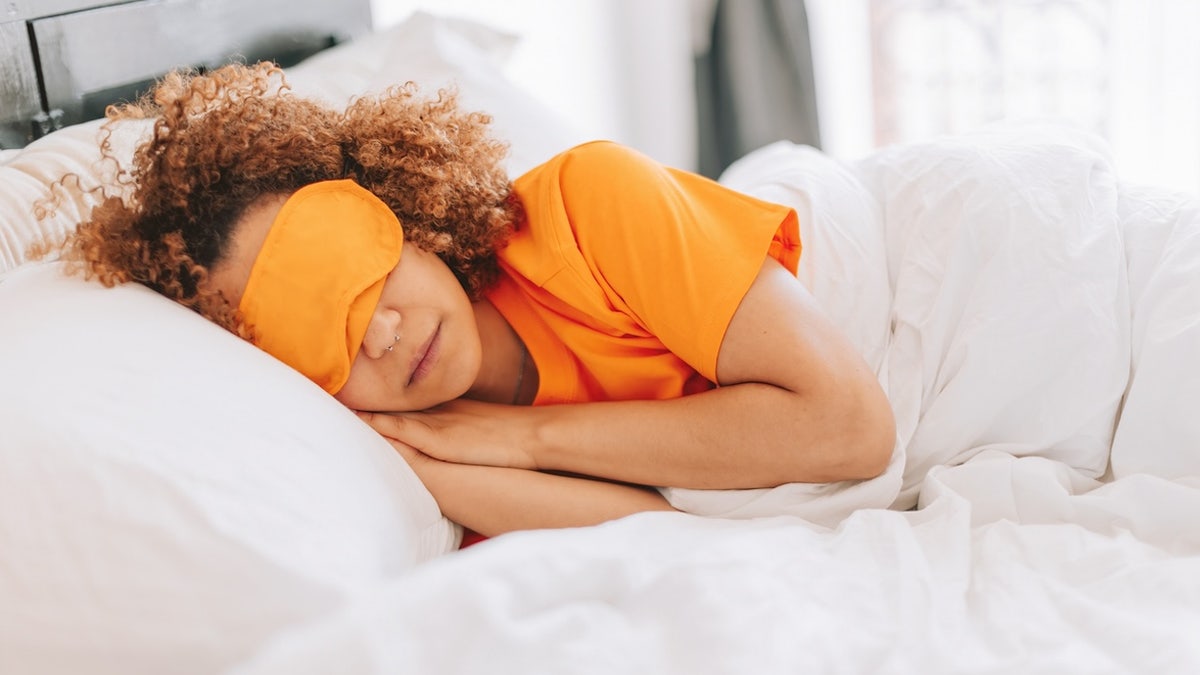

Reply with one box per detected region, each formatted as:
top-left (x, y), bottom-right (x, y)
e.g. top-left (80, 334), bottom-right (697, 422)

top-left (407, 323), bottom-right (441, 386)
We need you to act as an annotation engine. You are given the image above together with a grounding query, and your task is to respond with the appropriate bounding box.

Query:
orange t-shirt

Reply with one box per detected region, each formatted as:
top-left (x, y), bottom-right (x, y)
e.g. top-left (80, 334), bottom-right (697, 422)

top-left (487, 141), bottom-right (801, 405)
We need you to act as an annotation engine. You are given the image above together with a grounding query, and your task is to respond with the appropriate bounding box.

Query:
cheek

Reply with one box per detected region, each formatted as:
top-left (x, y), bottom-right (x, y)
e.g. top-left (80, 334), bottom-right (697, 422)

top-left (443, 327), bottom-right (483, 398)
top-left (335, 345), bottom-right (472, 413)
top-left (334, 360), bottom-right (394, 412)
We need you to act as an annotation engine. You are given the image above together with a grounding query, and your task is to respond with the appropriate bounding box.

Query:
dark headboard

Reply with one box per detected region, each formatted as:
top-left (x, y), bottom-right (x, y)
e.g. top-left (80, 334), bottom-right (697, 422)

top-left (0, 0), bottom-right (372, 149)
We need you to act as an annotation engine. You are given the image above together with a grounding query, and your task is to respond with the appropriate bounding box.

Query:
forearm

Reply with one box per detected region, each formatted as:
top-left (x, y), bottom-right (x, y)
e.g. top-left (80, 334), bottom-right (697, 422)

top-left (364, 259), bottom-right (896, 494)
top-left (528, 381), bottom-right (895, 490)
top-left (522, 259), bottom-right (897, 490)
top-left (414, 458), bottom-right (676, 537)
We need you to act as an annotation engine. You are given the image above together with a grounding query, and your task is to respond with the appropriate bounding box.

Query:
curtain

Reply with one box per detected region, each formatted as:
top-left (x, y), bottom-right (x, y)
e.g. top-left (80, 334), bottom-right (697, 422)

top-left (695, 0), bottom-right (822, 178)
top-left (807, 0), bottom-right (1200, 195)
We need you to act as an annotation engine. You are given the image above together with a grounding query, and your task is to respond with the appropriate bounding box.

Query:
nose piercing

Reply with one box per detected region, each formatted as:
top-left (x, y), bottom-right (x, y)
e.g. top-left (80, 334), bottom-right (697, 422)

top-left (386, 334), bottom-right (399, 352)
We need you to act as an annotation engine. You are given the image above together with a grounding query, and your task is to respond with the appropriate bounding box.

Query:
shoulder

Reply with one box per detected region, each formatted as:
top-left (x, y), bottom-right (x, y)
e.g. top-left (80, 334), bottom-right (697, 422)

top-left (555, 140), bottom-right (649, 169)
top-left (516, 141), bottom-right (666, 195)
top-left (511, 141), bottom-right (678, 246)
top-left (559, 141), bottom-right (669, 187)
top-left (547, 139), bottom-right (648, 168)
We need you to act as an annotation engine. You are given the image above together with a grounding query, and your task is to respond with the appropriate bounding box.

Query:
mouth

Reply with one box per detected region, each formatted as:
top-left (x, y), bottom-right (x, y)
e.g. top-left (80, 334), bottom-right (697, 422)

top-left (407, 323), bottom-right (441, 387)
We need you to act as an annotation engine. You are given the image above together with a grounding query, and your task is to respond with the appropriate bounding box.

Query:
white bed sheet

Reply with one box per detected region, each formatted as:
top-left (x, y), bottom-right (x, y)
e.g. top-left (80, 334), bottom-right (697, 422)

top-left (231, 124), bottom-right (1200, 674)
top-left (237, 466), bottom-right (1200, 674)
top-left (0, 13), bottom-right (593, 674)
top-left (3, 11), bottom-right (1197, 669)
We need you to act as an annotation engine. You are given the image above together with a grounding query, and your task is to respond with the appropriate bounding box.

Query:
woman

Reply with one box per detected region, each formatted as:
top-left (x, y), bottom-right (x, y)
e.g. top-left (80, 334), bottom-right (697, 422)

top-left (62, 63), bottom-right (895, 536)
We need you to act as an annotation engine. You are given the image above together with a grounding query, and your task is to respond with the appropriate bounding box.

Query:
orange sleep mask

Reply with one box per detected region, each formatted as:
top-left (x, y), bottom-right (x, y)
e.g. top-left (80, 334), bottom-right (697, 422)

top-left (238, 180), bottom-right (403, 394)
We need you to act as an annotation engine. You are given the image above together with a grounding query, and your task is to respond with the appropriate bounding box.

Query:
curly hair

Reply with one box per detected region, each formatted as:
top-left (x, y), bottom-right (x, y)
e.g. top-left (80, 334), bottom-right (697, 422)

top-left (58, 61), bottom-right (520, 336)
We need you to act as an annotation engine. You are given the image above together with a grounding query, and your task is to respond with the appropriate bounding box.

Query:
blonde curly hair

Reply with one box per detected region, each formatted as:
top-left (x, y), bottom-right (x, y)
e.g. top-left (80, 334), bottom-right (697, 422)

top-left (59, 62), bottom-right (520, 336)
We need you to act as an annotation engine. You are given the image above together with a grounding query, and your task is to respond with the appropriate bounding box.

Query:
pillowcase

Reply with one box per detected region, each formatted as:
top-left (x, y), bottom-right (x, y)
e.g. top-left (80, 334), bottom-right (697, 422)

top-left (0, 263), bottom-right (458, 673)
top-left (0, 117), bottom-right (116, 274)
top-left (285, 10), bottom-right (588, 178)
top-left (0, 10), bottom-right (588, 276)
top-left (0, 11), bottom-right (584, 674)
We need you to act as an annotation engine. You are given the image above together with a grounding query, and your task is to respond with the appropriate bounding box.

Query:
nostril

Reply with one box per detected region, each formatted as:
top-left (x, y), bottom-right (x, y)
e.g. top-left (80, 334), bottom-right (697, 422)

top-left (386, 334), bottom-right (400, 352)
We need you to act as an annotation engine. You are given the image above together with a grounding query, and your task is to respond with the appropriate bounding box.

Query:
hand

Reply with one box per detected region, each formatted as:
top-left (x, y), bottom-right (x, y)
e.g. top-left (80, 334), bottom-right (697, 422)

top-left (356, 399), bottom-right (539, 470)
top-left (355, 415), bottom-right (439, 473)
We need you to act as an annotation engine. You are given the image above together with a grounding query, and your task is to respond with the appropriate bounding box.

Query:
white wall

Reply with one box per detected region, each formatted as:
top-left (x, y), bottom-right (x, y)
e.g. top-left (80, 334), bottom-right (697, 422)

top-left (369, 0), bottom-right (699, 170)
top-left (805, 0), bottom-right (875, 162)
top-left (1107, 0), bottom-right (1200, 194)
top-left (370, 0), bottom-right (1199, 194)
top-left (806, 0), bottom-right (1200, 194)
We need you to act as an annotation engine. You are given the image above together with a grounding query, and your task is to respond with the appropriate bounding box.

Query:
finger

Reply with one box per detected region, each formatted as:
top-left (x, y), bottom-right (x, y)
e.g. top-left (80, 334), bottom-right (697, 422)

top-left (355, 415), bottom-right (423, 456)
top-left (387, 439), bottom-right (421, 460)
top-left (356, 410), bottom-right (400, 433)
top-left (386, 440), bottom-right (435, 471)
top-left (356, 410), bottom-right (432, 450)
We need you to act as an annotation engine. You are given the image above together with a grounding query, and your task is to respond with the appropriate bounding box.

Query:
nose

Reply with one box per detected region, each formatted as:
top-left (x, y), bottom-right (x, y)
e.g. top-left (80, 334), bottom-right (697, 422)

top-left (361, 307), bottom-right (403, 359)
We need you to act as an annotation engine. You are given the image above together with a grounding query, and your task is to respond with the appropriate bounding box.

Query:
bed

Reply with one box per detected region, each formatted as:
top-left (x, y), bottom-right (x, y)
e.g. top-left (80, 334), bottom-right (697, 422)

top-left (2, 2), bottom-right (1199, 673)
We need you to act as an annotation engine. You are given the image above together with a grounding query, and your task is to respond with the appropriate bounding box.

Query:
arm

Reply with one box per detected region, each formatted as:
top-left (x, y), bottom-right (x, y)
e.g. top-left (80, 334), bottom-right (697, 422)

top-left (371, 256), bottom-right (896, 490)
top-left (529, 256), bottom-right (895, 488)
top-left (367, 428), bottom-right (676, 536)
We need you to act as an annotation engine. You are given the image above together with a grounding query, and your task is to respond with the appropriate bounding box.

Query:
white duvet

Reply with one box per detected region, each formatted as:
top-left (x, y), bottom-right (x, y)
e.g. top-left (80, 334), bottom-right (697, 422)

top-left (234, 124), bottom-right (1200, 673)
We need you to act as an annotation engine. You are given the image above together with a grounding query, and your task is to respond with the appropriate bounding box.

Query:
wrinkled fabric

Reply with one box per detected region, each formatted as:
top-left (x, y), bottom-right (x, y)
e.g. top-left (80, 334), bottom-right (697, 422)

top-left (233, 124), bottom-right (1200, 674)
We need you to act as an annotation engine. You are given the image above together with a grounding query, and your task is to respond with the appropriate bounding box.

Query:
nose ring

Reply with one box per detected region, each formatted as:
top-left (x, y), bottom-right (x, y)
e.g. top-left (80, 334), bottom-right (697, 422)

top-left (386, 334), bottom-right (400, 352)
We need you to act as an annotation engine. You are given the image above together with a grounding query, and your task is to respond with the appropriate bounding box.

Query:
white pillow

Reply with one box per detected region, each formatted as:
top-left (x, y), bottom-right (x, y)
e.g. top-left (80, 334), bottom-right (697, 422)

top-left (0, 263), bottom-right (459, 673)
top-left (0, 10), bottom-right (587, 275)
top-left (286, 10), bottom-right (588, 178)
top-left (0, 12), bottom-right (584, 674)
top-left (0, 117), bottom-right (114, 274)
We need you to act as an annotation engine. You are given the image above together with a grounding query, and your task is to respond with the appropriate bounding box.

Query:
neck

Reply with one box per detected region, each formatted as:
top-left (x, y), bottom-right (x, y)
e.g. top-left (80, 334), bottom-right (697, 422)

top-left (465, 299), bottom-right (529, 405)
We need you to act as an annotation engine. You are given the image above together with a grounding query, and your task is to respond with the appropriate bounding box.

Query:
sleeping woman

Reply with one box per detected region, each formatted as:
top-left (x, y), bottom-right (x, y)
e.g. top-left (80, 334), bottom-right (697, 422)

top-left (58, 63), bottom-right (896, 537)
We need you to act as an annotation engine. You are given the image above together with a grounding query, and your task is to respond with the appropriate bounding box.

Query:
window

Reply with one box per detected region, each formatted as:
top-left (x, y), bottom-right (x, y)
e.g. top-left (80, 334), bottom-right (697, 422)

top-left (809, 0), bottom-right (1200, 194)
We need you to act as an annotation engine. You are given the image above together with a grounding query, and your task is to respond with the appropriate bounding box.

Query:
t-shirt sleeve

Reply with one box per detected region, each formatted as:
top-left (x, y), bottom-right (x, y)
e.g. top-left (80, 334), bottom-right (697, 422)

top-left (554, 141), bottom-right (800, 382)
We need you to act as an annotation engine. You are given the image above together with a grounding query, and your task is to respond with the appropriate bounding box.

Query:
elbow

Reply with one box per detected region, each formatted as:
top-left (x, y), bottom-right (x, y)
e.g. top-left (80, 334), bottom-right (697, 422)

top-left (797, 385), bottom-right (895, 483)
top-left (761, 381), bottom-right (898, 486)
top-left (843, 390), bottom-right (897, 481)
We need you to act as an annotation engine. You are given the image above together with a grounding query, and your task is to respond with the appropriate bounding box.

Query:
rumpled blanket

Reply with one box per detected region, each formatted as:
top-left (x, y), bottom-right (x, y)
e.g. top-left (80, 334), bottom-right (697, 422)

top-left (663, 121), bottom-right (1199, 522)
top-left (232, 124), bottom-right (1200, 675)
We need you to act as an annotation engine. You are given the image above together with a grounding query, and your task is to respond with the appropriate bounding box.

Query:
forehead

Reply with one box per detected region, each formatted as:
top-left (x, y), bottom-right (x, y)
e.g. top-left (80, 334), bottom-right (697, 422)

top-left (208, 193), bottom-right (291, 305)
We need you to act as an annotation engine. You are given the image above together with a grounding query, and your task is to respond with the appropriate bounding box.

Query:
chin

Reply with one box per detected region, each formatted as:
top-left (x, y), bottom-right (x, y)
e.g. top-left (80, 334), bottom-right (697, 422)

top-left (439, 360), bottom-right (478, 404)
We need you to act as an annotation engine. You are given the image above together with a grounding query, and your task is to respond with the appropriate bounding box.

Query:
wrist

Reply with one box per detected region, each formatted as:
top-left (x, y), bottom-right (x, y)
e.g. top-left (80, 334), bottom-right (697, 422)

top-left (520, 401), bottom-right (579, 474)
top-left (518, 404), bottom-right (553, 471)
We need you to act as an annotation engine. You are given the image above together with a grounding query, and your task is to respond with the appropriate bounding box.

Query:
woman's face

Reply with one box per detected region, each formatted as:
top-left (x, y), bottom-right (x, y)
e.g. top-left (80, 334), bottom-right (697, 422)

top-left (210, 193), bottom-right (482, 413)
top-left (334, 243), bottom-right (482, 412)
